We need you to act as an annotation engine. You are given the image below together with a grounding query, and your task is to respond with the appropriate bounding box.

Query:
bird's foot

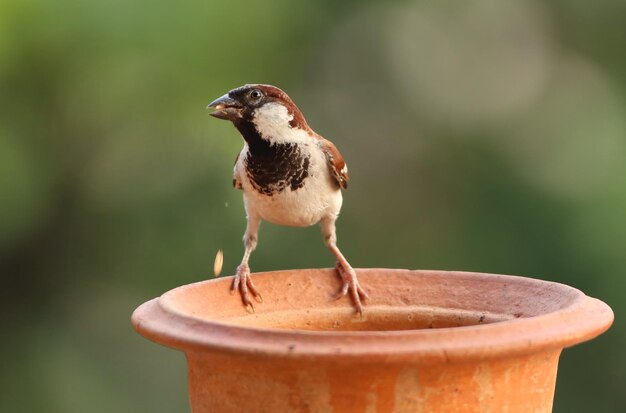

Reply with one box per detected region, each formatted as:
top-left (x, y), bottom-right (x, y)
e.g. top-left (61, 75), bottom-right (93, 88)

top-left (231, 263), bottom-right (263, 310)
top-left (335, 261), bottom-right (369, 316)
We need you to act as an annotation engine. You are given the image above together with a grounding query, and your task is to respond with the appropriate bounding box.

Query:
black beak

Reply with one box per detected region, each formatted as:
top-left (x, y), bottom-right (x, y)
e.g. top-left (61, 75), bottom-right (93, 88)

top-left (207, 94), bottom-right (243, 121)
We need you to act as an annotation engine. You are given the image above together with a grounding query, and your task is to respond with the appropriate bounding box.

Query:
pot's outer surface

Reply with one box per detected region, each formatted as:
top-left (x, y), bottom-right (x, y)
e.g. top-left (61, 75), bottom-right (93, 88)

top-left (132, 269), bottom-right (613, 413)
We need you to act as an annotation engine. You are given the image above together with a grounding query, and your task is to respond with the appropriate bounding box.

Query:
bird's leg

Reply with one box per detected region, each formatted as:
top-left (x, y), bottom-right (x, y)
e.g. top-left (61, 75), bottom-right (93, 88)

top-left (330, 245), bottom-right (369, 315)
top-left (232, 215), bottom-right (263, 309)
top-left (322, 217), bottom-right (369, 315)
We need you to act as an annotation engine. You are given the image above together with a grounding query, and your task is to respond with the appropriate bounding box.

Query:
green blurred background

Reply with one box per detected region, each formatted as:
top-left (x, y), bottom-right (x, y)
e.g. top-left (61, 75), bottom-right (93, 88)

top-left (1, 0), bottom-right (624, 411)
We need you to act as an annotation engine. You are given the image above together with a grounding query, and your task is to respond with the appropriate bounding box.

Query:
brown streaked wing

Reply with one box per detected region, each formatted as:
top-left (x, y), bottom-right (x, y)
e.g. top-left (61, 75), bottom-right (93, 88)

top-left (233, 151), bottom-right (243, 190)
top-left (320, 138), bottom-right (349, 189)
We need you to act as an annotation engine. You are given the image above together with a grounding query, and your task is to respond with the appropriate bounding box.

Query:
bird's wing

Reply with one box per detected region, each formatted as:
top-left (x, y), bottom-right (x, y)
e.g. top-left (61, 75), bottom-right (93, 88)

top-left (320, 138), bottom-right (349, 189)
top-left (233, 150), bottom-right (243, 190)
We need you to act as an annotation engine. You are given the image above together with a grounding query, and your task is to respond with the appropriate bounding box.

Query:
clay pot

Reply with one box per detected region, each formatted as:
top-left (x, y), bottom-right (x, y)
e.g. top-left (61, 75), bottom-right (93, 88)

top-left (132, 269), bottom-right (613, 413)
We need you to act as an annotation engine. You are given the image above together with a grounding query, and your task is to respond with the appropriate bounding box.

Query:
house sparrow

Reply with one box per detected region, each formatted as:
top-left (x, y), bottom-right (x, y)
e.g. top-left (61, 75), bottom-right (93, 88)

top-left (207, 84), bottom-right (368, 314)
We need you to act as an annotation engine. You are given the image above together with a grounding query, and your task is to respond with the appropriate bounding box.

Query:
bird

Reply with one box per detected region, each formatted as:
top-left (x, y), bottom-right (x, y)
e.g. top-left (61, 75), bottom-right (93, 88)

top-left (207, 84), bottom-right (368, 314)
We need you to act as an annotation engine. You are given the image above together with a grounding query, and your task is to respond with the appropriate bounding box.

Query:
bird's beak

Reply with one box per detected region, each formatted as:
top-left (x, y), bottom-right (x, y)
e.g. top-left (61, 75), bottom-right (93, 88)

top-left (207, 94), bottom-right (244, 121)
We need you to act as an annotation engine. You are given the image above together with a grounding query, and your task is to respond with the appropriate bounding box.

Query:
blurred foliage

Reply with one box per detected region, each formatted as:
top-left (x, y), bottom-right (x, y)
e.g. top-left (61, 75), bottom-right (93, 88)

top-left (1, 0), bottom-right (625, 411)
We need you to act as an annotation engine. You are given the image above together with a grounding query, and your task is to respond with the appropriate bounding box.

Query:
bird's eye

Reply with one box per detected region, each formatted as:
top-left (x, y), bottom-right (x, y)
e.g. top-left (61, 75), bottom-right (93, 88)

top-left (250, 89), bottom-right (262, 100)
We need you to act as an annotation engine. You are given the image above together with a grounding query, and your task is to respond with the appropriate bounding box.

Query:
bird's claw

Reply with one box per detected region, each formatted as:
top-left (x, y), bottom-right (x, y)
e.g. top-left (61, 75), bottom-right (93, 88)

top-left (335, 262), bottom-right (368, 316)
top-left (231, 264), bottom-right (263, 310)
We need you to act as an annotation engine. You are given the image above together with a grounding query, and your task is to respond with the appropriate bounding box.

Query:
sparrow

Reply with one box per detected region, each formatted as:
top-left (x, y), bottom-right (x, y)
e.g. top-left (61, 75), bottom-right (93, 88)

top-left (207, 84), bottom-right (368, 314)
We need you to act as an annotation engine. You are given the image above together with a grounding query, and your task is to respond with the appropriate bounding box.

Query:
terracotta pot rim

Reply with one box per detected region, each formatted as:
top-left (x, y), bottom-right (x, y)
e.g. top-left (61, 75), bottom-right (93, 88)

top-left (132, 268), bottom-right (613, 363)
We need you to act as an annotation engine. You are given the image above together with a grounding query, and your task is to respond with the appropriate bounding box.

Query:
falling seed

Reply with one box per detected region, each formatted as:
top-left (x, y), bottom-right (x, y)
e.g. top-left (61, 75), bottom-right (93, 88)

top-left (225, 202), bottom-right (229, 207)
top-left (214, 249), bottom-right (223, 277)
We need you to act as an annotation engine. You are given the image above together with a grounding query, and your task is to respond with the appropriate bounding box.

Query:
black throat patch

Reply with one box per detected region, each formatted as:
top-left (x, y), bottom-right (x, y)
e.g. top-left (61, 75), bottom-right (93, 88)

top-left (235, 121), bottom-right (310, 196)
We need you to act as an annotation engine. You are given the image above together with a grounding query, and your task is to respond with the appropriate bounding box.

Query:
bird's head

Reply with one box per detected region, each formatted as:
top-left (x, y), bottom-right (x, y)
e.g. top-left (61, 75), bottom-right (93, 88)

top-left (207, 84), bottom-right (310, 141)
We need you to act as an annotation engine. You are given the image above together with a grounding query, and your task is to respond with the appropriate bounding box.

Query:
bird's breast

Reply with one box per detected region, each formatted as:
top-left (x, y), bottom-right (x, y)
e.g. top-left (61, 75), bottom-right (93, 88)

top-left (244, 142), bottom-right (310, 196)
top-left (237, 144), bottom-right (342, 227)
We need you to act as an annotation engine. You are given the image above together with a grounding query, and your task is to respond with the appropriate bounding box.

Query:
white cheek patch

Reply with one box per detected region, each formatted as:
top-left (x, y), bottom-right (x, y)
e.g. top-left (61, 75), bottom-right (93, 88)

top-left (255, 102), bottom-right (293, 123)
top-left (253, 102), bottom-right (308, 145)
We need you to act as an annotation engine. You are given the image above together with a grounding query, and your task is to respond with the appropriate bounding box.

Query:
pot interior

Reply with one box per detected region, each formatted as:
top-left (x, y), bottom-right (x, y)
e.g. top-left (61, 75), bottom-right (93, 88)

top-left (161, 269), bottom-right (580, 332)
top-left (216, 306), bottom-right (512, 331)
